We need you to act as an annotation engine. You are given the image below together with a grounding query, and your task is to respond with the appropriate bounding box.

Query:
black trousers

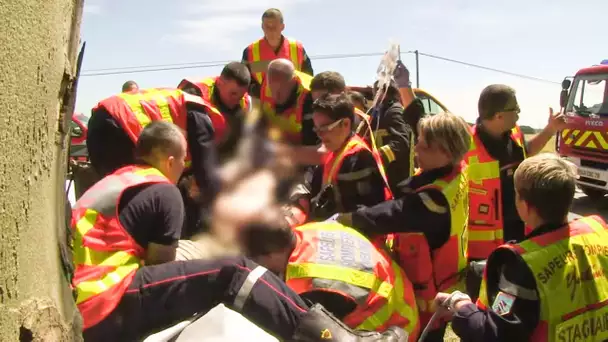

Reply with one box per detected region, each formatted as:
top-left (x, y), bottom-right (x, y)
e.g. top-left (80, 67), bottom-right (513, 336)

top-left (83, 256), bottom-right (309, 341)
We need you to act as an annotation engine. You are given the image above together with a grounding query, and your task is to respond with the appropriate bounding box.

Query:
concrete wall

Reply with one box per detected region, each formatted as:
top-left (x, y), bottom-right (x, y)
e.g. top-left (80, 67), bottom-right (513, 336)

top-left (0, 0), bottom-right (84, 340)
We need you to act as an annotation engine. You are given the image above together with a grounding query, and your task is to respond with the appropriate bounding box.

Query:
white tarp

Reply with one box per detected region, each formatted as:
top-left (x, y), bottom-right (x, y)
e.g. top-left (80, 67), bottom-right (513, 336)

top-left (143, 304), bottom-right (278, 342)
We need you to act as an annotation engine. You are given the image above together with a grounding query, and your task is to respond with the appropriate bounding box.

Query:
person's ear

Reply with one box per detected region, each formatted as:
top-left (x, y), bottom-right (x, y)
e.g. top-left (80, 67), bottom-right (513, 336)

top-left (343, 118), bottom-right (352, 131)
top-left (515, 191), bottom-right (530, 222)
top-left (166, 155), bottom-right (175, 169)
top-left (279, 23), bottom-right (285, 31)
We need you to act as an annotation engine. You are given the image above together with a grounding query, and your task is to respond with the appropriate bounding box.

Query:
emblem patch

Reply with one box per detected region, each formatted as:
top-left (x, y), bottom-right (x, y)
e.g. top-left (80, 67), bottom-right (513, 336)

top-left (478, 204), bottom-right (490, 214)
top-left (320, 328), bottom-right (332, 339)
top-left (492, 291), bottom-right (516, 316)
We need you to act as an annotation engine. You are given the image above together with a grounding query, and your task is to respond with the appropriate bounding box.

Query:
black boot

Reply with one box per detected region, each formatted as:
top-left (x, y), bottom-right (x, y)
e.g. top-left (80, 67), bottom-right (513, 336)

top-left (288, 304), bottom-right (408, 342)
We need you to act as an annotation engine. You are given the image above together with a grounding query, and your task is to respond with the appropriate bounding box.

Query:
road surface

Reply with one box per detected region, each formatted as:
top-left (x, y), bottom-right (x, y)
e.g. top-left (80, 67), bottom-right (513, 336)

top-left (568, 188), bottom-right (608, 221)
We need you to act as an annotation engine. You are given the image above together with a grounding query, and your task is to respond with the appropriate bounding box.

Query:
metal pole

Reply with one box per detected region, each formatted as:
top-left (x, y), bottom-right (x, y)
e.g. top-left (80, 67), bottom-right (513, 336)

top-left (415, 50), bottom-right (420, 88)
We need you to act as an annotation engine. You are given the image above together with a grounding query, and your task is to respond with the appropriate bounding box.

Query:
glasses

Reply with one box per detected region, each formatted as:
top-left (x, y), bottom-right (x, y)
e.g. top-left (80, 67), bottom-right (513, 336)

top-left (502, 107), bottom-right (521, 114)
top-left (313, 119), bottom-right (343, 134)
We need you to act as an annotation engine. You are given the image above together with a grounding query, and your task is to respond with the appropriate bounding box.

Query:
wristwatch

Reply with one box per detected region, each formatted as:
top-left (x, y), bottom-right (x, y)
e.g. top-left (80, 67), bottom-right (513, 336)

top-left (446, 291), bottom-right (472, 312)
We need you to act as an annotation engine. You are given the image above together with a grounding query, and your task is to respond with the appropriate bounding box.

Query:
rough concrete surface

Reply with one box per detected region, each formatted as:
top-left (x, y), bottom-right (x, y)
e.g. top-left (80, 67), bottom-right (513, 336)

top-left (0, 0), bottom-right (84, 340)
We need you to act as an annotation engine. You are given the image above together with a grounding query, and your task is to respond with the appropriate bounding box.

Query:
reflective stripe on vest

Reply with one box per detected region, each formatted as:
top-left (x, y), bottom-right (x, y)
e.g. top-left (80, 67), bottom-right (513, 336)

top-left (322, 135), bottom-right (392, 209)
top-left (285, 222), bottom-right (420, 339)
top-left (248, 37), bottom-right (304, 85)
top-left (465, 125), bottom-right (526, 260)
top-left (71, 166), bottom-right (171, 329)
top-left (477, 216), bottom-right (608, 342)
top-left (259, 71), bottom-right (312, 144)
top-left (392, 162), bottom-right (469, 326)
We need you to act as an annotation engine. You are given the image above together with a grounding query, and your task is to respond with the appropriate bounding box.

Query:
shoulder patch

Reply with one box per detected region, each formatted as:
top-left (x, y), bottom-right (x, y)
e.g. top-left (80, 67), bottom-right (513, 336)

top-left (491, 291), bottom-right (516, 316)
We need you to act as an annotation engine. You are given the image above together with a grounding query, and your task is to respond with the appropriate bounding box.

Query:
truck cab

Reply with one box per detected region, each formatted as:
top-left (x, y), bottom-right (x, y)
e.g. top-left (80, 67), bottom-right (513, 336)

top-left (557, 60), bottom-right (608, 198)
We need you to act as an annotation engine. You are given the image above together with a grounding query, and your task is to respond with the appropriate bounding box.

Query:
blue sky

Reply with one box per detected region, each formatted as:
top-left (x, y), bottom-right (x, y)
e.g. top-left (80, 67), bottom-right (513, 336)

top-left (77, 0), bottom-right (608, 128)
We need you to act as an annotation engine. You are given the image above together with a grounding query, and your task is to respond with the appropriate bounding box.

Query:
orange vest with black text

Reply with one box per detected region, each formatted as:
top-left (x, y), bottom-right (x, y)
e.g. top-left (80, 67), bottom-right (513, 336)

top-left (259, 71), bottom-right (312, 144)
top-left (246, 37), bottom-right (305, 85)
top-left (392, 162), bottom-right (469, 328)
top-left (465, 125), bottom-right (526, 260)
top-left (477, 215), bottom-right (608, 342)
top-left (94, 88), bottom-right (222, 168)
top-left (71, 165), bottom-right (171, 329)
top-left (286, 222), bottom-right (420, 341)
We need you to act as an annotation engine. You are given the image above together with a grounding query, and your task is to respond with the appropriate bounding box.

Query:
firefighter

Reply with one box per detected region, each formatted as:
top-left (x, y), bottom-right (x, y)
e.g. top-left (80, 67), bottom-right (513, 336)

top-left (259, 58), bottom-right (317, 146)
top-left (86, 87), bottom-right (221, 238)
top-left (358, 60), bottom-right (419, 192)
top-left (465, 85), bottom-right (567, 299)
top-left (178, 61), bottom-right (252, 160)
top-left (283, 93), bottom-right (391, 227)
top-left (336, 113), bottom-right (472, 342)
top-left (238, 219), bottom-right (420, 341)
top-left (75, 121), bottom-right (407, 342)
top-left (434, 153), bottom-right (608, 342)
top-left (242, 8), bottom-right (313, 97)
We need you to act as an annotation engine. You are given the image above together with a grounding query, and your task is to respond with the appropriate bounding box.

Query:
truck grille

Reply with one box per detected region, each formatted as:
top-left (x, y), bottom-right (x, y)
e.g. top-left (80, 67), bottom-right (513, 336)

top-left (580, 159), bottom-right (608, 170)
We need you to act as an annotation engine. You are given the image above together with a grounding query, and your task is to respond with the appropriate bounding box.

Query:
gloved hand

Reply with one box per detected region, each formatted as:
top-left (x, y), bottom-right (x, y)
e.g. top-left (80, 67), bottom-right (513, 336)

top-left (392, 60), bottom-right (411, 88)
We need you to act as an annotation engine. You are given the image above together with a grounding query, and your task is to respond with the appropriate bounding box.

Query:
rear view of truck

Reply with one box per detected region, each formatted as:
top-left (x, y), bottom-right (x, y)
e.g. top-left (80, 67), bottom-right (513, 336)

top-left (557, 60), bottom-right (608, 199)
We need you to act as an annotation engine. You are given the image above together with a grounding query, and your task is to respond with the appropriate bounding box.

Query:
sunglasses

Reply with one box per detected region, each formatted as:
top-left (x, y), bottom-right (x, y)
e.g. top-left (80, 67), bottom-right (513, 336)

top-left (313, 119), bottom-right (343, 134)
top-left (501, 107), bottom-right (521, 114)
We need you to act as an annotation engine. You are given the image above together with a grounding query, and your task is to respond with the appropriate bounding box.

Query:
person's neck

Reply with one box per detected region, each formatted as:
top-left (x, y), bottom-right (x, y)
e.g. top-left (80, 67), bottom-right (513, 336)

top-left (426, 161), bottom-right (451, 172)
top-left (528, 216), bottom-right (568, 232)
top-left (332, 133), bottom-right (354, 153)
top-left (266, 35), bottom-right (282, 49)
top-left (480, 120), bottom-right (506, 139)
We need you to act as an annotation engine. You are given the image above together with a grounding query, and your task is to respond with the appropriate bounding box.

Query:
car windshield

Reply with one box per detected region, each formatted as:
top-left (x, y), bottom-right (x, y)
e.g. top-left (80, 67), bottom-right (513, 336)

top-left (567, 74), bottom-right (608, 117)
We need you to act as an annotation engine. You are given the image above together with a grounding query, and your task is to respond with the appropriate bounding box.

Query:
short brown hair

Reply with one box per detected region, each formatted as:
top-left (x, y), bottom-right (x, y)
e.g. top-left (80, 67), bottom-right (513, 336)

top-left (418, 113), bottom-right (472, 164)
top-left (262, 8), bottom-right (283, 23)
top-left (514, 153), bottom-right (577, 223)
top-left (122, 80), bottom-right (138, 92)
top-left (220, 61), bottom-right (251, 87)
top-left (310, 71), bottom-right (346, 93)
top-left (135, 121), bottom-right (185, 162)
top-left (239, 220), bottom-right (295, 257)
top-left (313, 93), bottom-right (355, 129)
top-left (478, 84), bottom-right (520, 120)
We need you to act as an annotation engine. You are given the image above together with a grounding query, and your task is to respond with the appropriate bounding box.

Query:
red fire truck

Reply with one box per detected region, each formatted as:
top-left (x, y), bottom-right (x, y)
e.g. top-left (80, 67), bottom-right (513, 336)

top-left (557, 60), bottom-right (608, 199)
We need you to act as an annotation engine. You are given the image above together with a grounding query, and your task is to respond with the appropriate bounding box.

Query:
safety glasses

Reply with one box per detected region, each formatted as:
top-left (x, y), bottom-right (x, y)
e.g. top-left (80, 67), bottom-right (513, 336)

top-left (313, 119), bottom-right (343, 134)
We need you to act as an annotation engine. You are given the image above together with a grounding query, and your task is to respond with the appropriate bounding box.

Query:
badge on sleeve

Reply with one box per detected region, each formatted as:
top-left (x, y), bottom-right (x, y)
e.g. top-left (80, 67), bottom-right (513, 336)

top-left (491, 291), bottom-right (516, 316)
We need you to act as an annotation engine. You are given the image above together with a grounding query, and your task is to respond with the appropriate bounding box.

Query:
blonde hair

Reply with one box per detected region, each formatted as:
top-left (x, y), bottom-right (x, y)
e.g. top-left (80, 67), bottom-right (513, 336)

top-left (418, 113), bottom-right (472, 164)
top-left (514, 153), bottom-right (577, 222)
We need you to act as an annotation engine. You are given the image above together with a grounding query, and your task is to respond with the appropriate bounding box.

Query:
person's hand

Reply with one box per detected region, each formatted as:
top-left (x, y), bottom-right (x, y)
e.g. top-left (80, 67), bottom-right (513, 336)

top-left (433, 292), bottom-right (455, 321)
top-left (393, 60), bottom-right (411, 88)
top-left (212, 169), bottom-right (279, 245)
top-left (546, 107), bottom-right (568, 132)
top-left (277, 144), bottom-right (327, 166)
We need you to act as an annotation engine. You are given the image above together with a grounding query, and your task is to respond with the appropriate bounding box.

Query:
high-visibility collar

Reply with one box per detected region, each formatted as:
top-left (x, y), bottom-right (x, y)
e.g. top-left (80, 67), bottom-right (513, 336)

top-left (477, 216), bottom-right (608, 342)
